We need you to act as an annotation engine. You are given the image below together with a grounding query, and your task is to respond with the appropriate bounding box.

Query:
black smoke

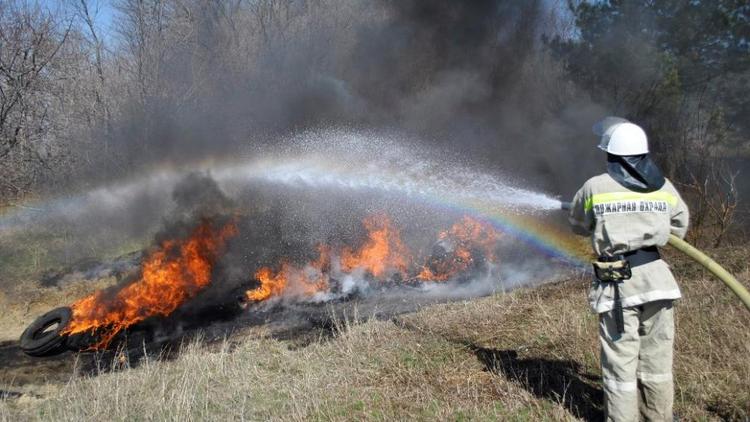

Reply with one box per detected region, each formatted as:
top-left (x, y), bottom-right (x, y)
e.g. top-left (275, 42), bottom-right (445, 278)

top-left (98, 0), bottom-right (605, 198)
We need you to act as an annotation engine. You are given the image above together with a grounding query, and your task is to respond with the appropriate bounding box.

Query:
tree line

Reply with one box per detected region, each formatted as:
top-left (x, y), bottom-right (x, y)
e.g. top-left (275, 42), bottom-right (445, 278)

top-left (0, 0), bottom-right (747, 246)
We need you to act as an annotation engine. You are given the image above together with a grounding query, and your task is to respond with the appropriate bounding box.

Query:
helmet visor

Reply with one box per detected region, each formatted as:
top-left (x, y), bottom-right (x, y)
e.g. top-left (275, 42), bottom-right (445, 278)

top-left (593, 116), bottom-right (630, 136)
top-left (593, 116), bottom-right (630, 151)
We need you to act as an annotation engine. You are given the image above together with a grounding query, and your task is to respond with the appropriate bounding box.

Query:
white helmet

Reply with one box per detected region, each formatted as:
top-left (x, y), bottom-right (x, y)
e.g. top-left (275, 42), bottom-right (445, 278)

top-left (593, 117), bottom-right (649, 156)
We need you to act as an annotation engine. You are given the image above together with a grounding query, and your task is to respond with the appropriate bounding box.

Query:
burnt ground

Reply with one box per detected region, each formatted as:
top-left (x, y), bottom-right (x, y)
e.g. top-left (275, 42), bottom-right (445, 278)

top-left (38, 251), bottom-right (142, 289)
top-left (0, 341), bottom-right (76, 390)
top-left (0, 284), bottom-right (484, 389)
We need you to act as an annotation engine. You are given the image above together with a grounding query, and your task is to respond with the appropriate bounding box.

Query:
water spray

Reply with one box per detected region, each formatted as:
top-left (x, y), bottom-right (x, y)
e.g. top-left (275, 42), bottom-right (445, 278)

top-left (560, 201), bottom-right (750, 312)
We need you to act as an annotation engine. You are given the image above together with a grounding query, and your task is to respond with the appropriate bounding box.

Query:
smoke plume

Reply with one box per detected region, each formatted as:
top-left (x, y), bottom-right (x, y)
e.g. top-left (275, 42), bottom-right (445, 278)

top-left (91, 0), bottom-right (605, 197)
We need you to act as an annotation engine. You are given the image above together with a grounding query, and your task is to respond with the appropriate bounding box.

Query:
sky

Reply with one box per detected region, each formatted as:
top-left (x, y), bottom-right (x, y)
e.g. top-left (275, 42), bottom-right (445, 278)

top-left (40, 0), bottom-right (116, 38)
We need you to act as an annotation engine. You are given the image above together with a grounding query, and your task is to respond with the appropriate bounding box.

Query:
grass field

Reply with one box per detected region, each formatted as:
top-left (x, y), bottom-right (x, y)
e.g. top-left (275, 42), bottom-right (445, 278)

top-left (0, 247), bottom-right (748, 421)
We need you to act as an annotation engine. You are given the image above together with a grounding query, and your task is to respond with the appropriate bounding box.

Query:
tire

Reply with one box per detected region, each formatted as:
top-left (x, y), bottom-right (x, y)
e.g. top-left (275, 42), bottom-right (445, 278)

top-left (19, 307), bottom-right (72, 357)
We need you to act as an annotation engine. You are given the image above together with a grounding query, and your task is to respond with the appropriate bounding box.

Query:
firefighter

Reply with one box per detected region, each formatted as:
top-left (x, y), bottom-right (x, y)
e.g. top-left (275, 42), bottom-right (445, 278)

top-left (568, 118), bottom-right (689, 421)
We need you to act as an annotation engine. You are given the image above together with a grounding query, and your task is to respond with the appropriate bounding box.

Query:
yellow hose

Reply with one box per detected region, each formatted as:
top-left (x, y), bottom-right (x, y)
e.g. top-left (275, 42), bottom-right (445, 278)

top-left (667, 234), bottom-right (750, 312)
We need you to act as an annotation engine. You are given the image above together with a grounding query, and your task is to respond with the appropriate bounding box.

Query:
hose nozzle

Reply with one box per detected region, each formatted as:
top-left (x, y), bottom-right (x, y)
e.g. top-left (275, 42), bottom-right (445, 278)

top-left (560, 201), bottom-right (572, 211)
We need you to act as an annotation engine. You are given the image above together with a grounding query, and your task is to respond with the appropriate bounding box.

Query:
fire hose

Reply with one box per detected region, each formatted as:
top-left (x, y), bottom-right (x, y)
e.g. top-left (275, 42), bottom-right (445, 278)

top-left (560, 202), bottom-right (750, 313)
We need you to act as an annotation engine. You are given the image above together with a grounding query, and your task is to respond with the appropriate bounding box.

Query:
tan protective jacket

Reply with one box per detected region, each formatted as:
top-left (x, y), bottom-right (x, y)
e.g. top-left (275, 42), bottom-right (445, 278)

top-left (569, 173), bottom-right (689, 313)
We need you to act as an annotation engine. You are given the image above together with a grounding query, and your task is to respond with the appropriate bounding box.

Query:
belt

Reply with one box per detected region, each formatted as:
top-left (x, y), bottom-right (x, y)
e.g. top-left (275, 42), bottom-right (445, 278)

top-left (598, 246), bottom-right (660, 268)
top-left (595, 246), bottom-right (660, 335)
top-left (623, 246), bottom-right (660, 268)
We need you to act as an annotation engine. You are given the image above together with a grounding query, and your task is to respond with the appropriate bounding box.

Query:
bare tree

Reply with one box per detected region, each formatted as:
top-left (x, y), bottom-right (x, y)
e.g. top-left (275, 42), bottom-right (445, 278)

top-left (0, 1), bottom-right (69, 159)
top-left (69, 0), bottom-right (113, 143)
top-left (0, 1), bottom-right (72, 199)
top-left (681, 163), bottom-right (740, 248)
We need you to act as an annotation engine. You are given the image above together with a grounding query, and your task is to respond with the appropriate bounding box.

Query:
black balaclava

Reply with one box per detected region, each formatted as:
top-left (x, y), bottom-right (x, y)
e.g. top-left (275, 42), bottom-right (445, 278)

top-left (607, 153), bottom-right (665, 193)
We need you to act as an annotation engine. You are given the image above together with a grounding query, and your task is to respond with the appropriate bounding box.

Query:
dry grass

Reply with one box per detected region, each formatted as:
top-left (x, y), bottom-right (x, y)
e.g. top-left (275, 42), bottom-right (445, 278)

top-left (1, 247), bottom-right (749, 421)
top-left (0, 227), bottom-right (146, 340)
top-left (0, 318), bottom-right (573, 421)
top-left (669, 248), bottom-right (750, 420)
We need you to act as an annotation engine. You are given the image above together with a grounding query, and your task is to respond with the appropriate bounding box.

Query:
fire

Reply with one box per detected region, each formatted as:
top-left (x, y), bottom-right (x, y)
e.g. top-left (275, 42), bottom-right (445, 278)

top-left (246, 214), bottom-right (499, 303)
top-left (247, 266), bottom-right (289, 302)
top-left (340, 214), bottom-right (411, 278)
top-left (247, 245), bottom-right (331, 302)
top-left (417, 216), bottom-right (498, 281)
top-left (447, 216), bottom-right (498, 261)
top-left (62, 219), bottom-right (238, 349)
top-left (247, 215), bottom-right (412, 303)
top-left (57, 211), bottom-right (500, 351)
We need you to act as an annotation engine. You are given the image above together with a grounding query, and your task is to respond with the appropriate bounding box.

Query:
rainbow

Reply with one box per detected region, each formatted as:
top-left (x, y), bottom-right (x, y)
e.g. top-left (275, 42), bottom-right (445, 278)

top-left (0, 157), bottom-right (592, 267)
top-left (391, 195), bottom-right (591, 267)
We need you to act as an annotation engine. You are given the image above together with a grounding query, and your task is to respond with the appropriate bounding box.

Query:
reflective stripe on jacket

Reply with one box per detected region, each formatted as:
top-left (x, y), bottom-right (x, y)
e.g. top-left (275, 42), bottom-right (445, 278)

top-left (569, 173), bottom-right (690, 313)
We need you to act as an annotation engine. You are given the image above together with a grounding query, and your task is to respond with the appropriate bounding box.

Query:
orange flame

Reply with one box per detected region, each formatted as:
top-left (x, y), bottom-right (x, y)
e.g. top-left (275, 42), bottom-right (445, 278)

top-left (246, 245), bottom-right (331, 302)
top-left (245, 214), bottom-right (499, 303)
top-left (62, 219), bottom-right (238, 349)
top-left (247, 266), bottom-right (289, 302)
top-left (417, 216), bottom-right (497, 282)
top-left (445, 215), bottom-right (497, 262)
top-left (340, 214), bottom-right (410, 278)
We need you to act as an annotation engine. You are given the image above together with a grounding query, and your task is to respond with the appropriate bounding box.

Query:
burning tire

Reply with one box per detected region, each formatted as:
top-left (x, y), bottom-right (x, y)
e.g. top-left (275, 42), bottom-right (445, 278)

top-left (19, 307), bottom-right (72, 357)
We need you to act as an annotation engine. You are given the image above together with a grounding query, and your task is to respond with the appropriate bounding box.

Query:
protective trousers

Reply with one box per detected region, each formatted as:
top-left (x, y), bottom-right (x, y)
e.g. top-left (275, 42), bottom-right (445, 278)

top-left (599, 300), bottom-right (674, 422)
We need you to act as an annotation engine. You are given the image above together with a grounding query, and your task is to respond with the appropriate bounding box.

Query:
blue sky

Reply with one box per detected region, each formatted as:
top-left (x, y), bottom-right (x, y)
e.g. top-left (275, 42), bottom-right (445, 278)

top-left (40, 0), bottom-right (116, 37)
